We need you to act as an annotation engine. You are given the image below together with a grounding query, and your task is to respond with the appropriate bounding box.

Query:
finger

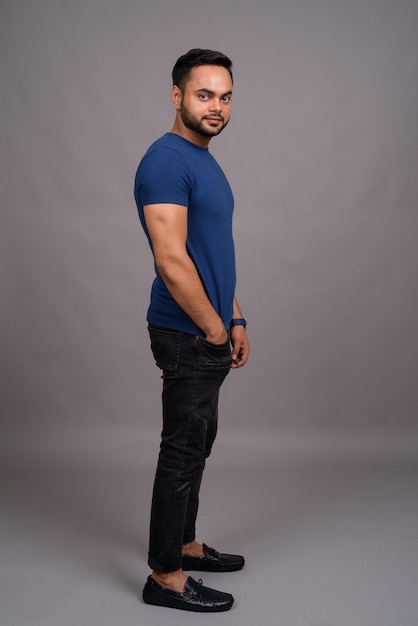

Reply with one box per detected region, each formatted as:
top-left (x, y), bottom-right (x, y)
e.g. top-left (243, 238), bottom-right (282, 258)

top-left (231, 352), bottom-right (244, 368)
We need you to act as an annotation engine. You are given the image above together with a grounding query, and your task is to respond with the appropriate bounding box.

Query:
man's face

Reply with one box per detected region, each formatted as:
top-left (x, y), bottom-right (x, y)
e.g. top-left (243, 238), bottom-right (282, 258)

top-left (175, 65), bottom-right (233, 138)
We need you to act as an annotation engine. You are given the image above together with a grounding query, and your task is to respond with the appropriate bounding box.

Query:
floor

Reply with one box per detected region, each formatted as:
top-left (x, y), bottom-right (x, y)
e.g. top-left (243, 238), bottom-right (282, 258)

top-left (2, 452), bottom-right (417, 626)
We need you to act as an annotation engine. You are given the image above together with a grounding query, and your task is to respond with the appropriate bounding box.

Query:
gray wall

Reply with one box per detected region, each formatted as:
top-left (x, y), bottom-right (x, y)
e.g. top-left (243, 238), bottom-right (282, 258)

top-left (1, 0), bottom-right (418, 469)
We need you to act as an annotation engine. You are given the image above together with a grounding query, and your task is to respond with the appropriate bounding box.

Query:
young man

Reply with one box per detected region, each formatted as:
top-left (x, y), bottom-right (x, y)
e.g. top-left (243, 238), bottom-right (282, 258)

top-left (134, 49), bottom-right (250, 612)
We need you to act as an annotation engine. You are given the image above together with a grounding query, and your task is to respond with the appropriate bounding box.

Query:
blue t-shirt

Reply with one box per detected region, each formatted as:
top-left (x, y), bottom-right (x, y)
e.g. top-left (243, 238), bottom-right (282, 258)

top-left (134, 133), bottom-right (236, 335)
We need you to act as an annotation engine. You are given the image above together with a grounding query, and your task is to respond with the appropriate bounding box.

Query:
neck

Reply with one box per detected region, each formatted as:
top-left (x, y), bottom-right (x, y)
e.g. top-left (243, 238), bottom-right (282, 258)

top-left (170, 118), bottom-right (211, 149)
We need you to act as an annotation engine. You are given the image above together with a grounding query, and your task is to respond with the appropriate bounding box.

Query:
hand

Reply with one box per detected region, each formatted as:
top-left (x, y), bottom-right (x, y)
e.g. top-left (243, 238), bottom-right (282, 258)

top-left (230, 326), bottom-right (250, 368)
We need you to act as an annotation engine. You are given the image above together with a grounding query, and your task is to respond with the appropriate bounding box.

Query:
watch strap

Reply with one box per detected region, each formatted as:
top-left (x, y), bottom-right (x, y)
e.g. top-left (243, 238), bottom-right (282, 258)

top-left (230, 317), bottom-right (247, 329)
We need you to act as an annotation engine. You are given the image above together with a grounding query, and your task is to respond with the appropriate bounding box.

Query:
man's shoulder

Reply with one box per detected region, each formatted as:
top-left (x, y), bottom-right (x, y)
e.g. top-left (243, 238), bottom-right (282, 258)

top-left (144, 133), bottom-right (200, 157)
top-left (135, 134), bottom-right (196, 204)
top-left (139, 134), bottom-right (212, 183)
top-left (138, 134), bottom-right (191, 173)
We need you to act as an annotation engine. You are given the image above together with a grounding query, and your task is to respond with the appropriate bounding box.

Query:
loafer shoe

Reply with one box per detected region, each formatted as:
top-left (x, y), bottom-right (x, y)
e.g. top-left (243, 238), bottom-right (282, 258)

top-left (182, 543), bottom-right (245, 572)
top-left (142, 575), bottom-right (234, 612)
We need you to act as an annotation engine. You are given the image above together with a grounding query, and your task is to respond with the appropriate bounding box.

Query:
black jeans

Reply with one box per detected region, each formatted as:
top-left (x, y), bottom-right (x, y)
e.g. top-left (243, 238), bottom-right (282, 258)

top-left (147, 325), bottom-right (232, 572)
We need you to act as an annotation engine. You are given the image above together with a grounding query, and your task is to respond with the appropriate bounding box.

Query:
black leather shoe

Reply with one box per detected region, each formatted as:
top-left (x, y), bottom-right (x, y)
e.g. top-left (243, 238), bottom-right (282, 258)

top-left (182, 543), bottom-right (245, 572)
top-left (142, 575), bottom-right (234, 612)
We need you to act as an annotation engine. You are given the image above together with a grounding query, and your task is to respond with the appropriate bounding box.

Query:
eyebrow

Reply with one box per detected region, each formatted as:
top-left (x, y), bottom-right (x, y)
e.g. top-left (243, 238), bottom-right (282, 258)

top-left (194, 88), bottom-right (233, 97)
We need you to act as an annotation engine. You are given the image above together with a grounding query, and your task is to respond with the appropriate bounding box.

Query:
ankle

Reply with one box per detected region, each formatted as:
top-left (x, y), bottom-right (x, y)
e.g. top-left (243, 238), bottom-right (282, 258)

top-left (182, 540), bottom-right (204, 557)
top-left (152, 569), bottom-right (187, 593)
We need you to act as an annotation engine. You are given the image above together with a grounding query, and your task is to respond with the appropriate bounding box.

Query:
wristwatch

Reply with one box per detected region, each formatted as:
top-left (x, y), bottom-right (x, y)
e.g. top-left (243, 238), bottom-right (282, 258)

top-left (230, 318), bottom-right (247, 329)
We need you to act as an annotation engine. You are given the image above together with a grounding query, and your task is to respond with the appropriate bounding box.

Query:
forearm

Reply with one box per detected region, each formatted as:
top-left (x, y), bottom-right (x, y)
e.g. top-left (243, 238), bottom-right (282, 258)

top-left (157, 255), bottom-right (226, 342)
top-left (230, 296), bottom-right (250, 368)
top-left (232, 296), bottom-right (244, 319)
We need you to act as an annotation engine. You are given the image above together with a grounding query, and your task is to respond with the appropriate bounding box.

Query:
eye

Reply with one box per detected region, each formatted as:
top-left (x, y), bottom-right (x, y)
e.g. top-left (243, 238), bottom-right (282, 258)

top-left (198, 93), bottom-right (209, 100)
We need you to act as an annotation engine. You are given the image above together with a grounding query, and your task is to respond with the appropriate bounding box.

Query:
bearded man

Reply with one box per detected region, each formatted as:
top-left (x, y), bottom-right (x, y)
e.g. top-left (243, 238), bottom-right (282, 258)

top-left (134, 48), bottom-right (250, 613)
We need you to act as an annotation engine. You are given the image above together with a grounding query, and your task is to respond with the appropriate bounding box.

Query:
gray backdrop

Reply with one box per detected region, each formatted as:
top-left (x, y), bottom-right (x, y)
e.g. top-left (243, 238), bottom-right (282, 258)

top-left (2, 2), bottom-right (418, 625)
top-left (2, 0), bottom-right (417, 468)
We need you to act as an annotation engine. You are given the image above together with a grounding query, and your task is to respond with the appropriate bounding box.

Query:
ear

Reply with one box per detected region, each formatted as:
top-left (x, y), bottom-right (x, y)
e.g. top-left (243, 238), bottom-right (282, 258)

top-left (171, 84), bottom-right (182, 110)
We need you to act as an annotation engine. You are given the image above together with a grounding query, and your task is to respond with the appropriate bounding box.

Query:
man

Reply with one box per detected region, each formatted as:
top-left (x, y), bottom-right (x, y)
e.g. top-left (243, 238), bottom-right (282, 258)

top-left (134, 49), bottom-right (250, 612)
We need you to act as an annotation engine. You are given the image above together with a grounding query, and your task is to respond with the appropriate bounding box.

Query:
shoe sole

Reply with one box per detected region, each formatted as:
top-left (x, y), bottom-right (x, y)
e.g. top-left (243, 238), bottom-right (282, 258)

top-left (143, 591), bottom-right (234, 612)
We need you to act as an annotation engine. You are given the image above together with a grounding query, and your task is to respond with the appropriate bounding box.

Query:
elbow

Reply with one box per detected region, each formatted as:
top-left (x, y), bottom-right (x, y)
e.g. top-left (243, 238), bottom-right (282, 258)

top-left (153, 244), bottom-right (190, 282)
top-left (154, 254), bottom-right (179, 281)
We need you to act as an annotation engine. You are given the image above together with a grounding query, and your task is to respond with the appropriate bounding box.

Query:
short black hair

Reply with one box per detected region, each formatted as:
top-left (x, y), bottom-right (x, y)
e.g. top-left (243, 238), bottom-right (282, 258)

top-left (172, 48), bottom-right (233, 92)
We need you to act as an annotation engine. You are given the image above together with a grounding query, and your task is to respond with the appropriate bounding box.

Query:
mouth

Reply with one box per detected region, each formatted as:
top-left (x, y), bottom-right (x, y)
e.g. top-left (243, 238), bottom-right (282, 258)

top-left (204, 116), bottom-right (223, 123)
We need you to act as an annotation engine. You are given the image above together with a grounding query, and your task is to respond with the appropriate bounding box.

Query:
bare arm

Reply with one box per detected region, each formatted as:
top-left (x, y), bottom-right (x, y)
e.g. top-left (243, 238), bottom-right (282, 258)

top-left (144, 203), bottom-right (228, 344)
top-left (230, 297), bottom-right (250, 368)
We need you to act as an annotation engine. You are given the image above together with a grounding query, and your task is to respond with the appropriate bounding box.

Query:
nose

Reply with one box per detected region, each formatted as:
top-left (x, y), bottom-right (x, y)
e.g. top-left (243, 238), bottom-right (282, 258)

top-left (209, 99), bottom-right (222, 112)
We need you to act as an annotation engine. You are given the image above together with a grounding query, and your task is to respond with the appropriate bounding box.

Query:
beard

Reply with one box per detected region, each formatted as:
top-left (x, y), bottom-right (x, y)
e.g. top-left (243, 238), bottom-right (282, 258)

top-left (180, 103), bottom-right (229, 137)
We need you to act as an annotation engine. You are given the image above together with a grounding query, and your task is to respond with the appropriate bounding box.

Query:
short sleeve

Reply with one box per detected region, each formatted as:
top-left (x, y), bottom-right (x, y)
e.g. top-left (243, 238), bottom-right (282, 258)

top-left (137, 146), bottom-right (192, 207)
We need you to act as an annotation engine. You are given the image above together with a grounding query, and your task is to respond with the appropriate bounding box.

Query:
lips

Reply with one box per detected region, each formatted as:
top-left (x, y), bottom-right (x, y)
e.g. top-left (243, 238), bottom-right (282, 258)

top-left (205, 116), bottom-right (223, 123)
